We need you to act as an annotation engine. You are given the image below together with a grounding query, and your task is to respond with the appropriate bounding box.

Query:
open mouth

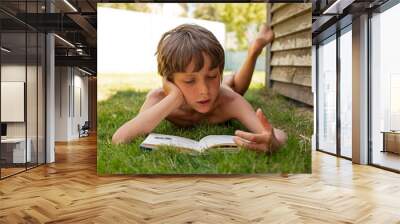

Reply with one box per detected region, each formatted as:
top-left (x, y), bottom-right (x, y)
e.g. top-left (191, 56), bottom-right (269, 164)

top-left (197, 99), bottom-right (210, 105)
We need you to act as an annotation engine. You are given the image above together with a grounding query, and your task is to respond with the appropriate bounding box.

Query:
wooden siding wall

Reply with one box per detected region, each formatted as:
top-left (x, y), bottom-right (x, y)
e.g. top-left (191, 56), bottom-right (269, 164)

top-left (267, 3), bottom-right (313, 106)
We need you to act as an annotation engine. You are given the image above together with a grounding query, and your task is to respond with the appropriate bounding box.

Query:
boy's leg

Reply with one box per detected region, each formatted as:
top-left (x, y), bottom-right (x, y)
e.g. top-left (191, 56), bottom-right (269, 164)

top-left (228, 24), bottom-right (274, 95)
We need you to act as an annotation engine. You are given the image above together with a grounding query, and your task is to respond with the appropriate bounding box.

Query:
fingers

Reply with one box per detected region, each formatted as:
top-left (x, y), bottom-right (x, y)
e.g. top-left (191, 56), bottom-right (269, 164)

top-left (162, 80), bottom-right (169, 95)
top-left (234, 136), bottom-right (266, 153)
top-left (256, 108), bottom-right (272, 131)
top-left (162, 76), bottom-right (173, 85)
top-left (162, 76), bottom-right (176, 95)
top-left (235, 130), bottom-right (267, 142)
top-left (236, 129), bottom-right (273, 150)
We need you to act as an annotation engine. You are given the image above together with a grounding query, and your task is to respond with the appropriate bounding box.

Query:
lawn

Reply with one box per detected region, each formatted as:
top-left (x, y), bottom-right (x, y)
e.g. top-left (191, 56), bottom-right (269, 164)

top-left (97, 72), bottom-right (312, 174)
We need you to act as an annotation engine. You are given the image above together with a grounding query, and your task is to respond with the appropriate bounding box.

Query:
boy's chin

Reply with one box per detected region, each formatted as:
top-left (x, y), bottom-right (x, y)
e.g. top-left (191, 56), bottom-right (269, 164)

top-left (195, 108), bottom-right (211, 114)
top-left (192, 104), bottom-right (212, 114)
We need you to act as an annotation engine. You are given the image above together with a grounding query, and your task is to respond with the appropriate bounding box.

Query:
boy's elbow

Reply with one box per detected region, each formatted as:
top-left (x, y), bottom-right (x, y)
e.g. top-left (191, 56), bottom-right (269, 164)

top-left (112, 130), bottom-right (130, 145)
top-left (111, 129), bottom-right (147, 145)
top-left (112, 132), bottom-right (124, 145)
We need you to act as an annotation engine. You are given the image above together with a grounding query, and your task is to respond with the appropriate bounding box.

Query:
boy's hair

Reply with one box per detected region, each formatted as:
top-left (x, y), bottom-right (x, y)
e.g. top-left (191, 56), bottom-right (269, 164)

top-left (156, 24), bottom-right (225, 79)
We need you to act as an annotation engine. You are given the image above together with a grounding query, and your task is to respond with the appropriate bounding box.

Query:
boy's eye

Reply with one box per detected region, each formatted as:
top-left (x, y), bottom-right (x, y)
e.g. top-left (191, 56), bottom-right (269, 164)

top-left (207, 75), bottom-right (217, 79)
top-left (184, 80), bottom-right (195, 84)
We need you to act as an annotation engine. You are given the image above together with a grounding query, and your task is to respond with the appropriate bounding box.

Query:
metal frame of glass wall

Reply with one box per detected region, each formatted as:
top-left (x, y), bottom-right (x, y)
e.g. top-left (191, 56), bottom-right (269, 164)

top-left (315, 20), bottom-right (352, 161)
top-left (0, 0), bottom-right (47, 180)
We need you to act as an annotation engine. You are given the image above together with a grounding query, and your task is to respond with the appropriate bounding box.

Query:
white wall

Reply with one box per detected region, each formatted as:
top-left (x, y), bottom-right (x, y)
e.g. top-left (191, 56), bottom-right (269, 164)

top-left (55, 67), bottom-right (89, 141)
top-left (55, 67), bottom-right (69, 141)
top-left (72, 72), bottom-right (89, 138)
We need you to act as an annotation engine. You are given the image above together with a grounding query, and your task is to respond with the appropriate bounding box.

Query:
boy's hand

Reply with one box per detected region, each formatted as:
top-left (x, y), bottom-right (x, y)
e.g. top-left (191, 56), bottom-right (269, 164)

top-left (259, 24), bottom-right (274, 45)
top-left (234, 108), bottom-right (284, 153)
top-left (162, 76), bottom-right (184, 104)
top-left (250, 24), bottom-right (274, 56)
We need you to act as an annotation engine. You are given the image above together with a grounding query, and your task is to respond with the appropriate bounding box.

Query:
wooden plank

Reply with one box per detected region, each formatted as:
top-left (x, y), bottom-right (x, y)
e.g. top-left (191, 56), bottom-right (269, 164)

top-left (271, 3), bottom-right (312, 27)
top-left (270, 67), bottom-right (311, 87)
top-left (267, 4), bottom-right (313, 103)
top-left (266, 3), bottom-right (272, 88)
top-left (293, 72), bottom-right (311, 87)
top-left (270, 3), bottom-right (288, 13)
top-left (271, 30), bottom-right (311, 52)
top-left (272, 81), bottom-right (313, 105)
top-left (273, 12), bottom-right (312, 39)
top-left (271, 48), bottom-right (311, 67)
top-left (270, 67), bottom-right (296, 83)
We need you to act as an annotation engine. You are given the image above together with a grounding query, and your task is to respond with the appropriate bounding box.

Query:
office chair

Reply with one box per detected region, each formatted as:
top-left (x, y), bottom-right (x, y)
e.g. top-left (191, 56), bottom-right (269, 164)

top-left (79, 121), bottom-right (90, 138)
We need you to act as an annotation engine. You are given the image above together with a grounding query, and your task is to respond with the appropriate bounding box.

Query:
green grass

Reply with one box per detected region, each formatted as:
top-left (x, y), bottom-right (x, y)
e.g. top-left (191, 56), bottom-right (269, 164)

top-left (97, 73), bottom-right (312, 174)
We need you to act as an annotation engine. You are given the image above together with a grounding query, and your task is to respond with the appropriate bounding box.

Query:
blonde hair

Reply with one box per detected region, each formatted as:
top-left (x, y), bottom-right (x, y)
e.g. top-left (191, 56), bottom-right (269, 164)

top-left (156, 24), bottom-right (225, 79)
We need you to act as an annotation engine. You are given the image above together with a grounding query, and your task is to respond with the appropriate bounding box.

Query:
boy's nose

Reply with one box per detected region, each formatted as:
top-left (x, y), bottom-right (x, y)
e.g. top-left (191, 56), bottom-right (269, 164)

top-left (198, 82), bottom-right (209, 95)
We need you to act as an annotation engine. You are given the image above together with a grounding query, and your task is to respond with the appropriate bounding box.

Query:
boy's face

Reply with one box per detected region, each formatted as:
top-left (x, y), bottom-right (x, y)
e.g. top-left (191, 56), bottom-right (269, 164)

top-left (172, 53), bottom-right (221, 114)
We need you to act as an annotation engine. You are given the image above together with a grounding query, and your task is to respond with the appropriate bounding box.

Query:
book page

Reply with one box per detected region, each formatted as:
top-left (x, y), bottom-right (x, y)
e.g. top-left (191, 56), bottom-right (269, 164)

top-left (141, 133), bottom-right (201, 151)
top-left (199, 135), bottom-right (236, 150)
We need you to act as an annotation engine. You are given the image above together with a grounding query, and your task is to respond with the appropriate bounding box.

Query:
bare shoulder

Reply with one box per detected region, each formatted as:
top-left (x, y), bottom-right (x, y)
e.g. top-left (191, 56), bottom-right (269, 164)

top-left (213, 86), bottom-right (246, 116)
top-left (218, 85), bottom-right (238, 100)
top-left (219, 86), bottom-right (245, 106)
top-left (221, 86), bottom-right (256, 119)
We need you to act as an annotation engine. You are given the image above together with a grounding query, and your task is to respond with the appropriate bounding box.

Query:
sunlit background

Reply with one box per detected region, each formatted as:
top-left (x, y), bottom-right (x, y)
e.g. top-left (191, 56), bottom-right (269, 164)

top-left (98, 3), bottom-right (267, 101)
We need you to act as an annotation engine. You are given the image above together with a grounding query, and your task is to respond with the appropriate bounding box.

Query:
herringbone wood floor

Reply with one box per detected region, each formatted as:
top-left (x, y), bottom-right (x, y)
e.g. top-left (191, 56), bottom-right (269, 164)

top-left (0, 134), bottom-right (399, 223)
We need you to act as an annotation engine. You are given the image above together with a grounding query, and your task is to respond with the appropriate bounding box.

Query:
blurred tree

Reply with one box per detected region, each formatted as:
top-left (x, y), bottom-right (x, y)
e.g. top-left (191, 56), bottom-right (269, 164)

top-left (98, 3), bottom-right (151, 12)
top-left (178, 3), bottom-right (189, 17)
top-left (98, 3), bottom-right (189, 17)
top-left (193, 4), bottom-right (220, 21)
top-left (193, 3), bottom-right (266, 51)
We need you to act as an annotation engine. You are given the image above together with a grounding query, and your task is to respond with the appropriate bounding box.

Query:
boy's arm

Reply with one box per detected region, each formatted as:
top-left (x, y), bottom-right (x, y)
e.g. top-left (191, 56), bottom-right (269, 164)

top-left (228, 95), bottom-right (264, 133)
top-left (227, 96), bottom-right (286, 152)
top-left (112, 79), bottom-right (184, 144)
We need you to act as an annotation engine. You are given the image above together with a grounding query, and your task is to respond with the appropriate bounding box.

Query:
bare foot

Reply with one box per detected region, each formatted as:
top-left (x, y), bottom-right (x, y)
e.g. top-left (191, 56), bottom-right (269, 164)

top-left (250, 24), bottom-right (274, 56)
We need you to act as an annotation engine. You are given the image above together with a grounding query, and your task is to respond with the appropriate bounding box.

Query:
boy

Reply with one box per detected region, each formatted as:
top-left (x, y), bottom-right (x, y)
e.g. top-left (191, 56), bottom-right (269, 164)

top-left (112, 24), bottom-right (287, 153)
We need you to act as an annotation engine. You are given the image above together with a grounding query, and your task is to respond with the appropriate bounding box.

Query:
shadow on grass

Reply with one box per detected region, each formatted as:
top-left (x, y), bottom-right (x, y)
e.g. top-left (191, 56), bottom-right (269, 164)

top-left (97, 86), bottom-right (312, 174)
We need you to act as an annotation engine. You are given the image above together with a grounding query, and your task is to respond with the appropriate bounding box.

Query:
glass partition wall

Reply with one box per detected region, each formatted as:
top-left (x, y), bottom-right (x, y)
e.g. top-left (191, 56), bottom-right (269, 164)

top-left (0, 30), bottom-right (27, 177)
top-left (339, 26), bottom-right (352, 159)
top-left (370, 3), bottom-right (400, 171)
top-left (315, 1), bottom-right (400, 172)
top-left (316, 25), bottom-right (353, 159)
top-left (317, 35), bottom-right (337, 155)
top-left (0, 2), bottom-right (46, 179)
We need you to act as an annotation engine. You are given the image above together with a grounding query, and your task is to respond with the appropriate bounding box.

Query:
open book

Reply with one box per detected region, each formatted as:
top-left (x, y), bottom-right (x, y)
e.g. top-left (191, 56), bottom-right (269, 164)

top-left (140, 133), bottom-right (238, 153)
